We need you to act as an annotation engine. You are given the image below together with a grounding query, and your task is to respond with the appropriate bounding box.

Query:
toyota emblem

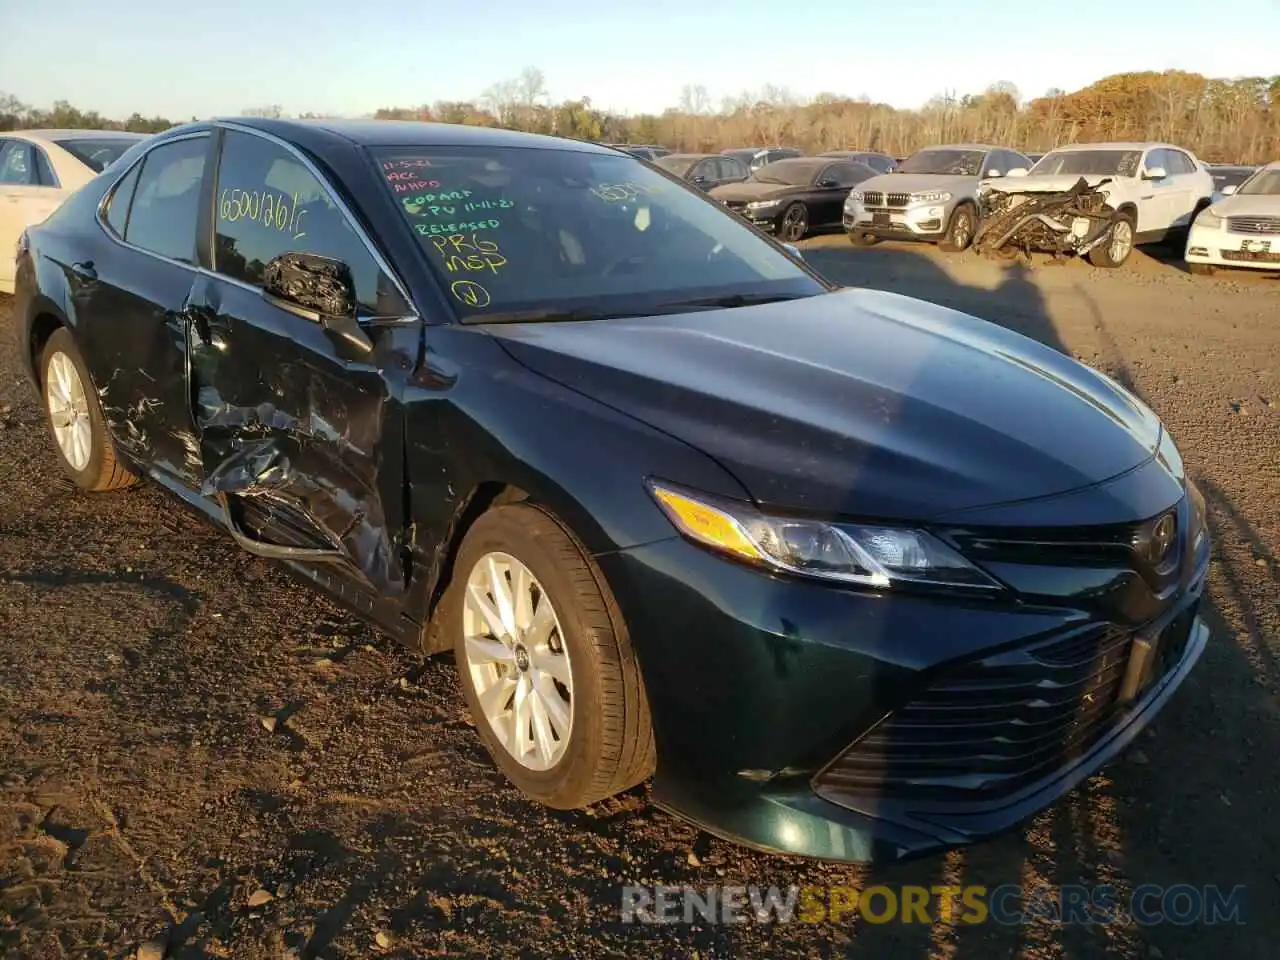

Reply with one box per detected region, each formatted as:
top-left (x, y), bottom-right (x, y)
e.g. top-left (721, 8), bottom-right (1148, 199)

top-left (1147, 512), bottom-right (1177, 564)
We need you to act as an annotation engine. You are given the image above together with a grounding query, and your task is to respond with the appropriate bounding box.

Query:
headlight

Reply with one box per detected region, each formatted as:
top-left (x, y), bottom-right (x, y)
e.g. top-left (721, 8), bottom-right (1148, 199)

top-left (910, 191), bottom-right (951, 204)
top-left (849, 190), bottom-right (864, 202)
top-left (1187, 478), bottom-right (1208, 554)
top-left (648, 481), bottom-right (1000, 590)
top-left (745, 200), bottom-right (778, 211)
top-left (1196, 208), bottom-right (1222, 229)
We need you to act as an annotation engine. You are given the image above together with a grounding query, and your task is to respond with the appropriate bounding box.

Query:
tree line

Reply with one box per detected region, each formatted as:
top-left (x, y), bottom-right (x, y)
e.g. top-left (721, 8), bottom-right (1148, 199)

top-left (5, 68), bottom-right (1279, 163)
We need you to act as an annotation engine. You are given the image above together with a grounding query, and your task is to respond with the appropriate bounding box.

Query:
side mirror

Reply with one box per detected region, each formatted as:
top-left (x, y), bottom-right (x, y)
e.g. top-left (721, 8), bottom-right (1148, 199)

top-left (985, 169), bottom-right (1003, 179)
top-left (1143, 166), bottom-right (1168, 181)
top-left (1006, 167), bottom-right (1029, 177)
top-left (1223, 184), bottom-right (1238, 196)
top-left (818, 178), bottom-right (839, 188)
top-left (262, 252), bottom-right (373, 353)
top-left (691, 175), bottom-right (706, 184)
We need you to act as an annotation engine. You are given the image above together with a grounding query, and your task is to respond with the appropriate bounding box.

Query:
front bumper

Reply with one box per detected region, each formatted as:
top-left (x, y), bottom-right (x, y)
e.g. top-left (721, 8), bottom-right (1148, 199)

top-left (1186, 222), bottom-right (1280, 270)
top-left (843, 198), bottom-right (949, 240)
top-left (599, 488), bottom-right (1211, 863)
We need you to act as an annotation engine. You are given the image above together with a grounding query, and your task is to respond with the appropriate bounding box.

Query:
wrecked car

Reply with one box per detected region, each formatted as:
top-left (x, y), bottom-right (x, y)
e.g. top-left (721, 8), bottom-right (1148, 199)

top-left (974, 143), bottom-right (1215, 267)
top-left (13, 119), bottom-right (1211, 863)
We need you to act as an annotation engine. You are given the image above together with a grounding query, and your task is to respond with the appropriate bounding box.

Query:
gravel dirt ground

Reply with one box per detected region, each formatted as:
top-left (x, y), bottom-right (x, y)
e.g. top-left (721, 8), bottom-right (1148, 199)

top-left (1, 240), bottom-right (1278, 960)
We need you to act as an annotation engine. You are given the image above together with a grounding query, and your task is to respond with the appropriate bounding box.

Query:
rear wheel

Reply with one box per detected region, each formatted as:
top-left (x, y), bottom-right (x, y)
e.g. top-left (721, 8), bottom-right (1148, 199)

top-left (778, 203), bottom-right (809, 242)
top-left (450, 504), bottom-right (655, 808)
top-left (39, 328), bottom-right (137, 492)
top-left (1087, 212), bottom-right (1136, 268)
top-left (938, 203), bottom-right (976, 252)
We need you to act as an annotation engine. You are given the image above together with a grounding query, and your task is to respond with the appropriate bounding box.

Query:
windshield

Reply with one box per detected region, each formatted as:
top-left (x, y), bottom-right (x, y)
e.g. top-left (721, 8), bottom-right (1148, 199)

top-left (1031, 150), bottom-right (1142, 178)
top-left (895, 149), bottom-right (985, 176)
top-left (751, 159), bottom-right (821, 185)
top-left (1238, 169), bottom-right (1280, 195)
top-left (53, 137), bottom-right (144, 172)
top-left (654, 155), bottom-right (697, 177)
top-left (374, 146), bottom-right (823, 321)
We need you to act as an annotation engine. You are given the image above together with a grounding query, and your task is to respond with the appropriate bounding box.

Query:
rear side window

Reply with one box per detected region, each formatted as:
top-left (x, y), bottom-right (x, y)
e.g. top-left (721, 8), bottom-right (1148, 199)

top-left (104, 162), bottom-right (142, 236)
top-left (52, 138), bottom-right (141, 173)
top-left (124, 137), bottom-right (209, 264)
top-left (33, 148), bottom-right (59, 187)
top-left (212, 129), bottom-right (406, 315)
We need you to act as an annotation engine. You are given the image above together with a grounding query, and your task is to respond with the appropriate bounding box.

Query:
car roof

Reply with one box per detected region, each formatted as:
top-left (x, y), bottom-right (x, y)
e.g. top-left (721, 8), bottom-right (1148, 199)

top-left (5, 129), bottom-right (150, 145)
top-left (915, 143), bottom-right (1007, 152)
top-left (212, 117), bottom-right (617, 155)
top-left (661, 152), bottom-right (718, 161)
top-left (1047, 142), bottom-right (1179, 152)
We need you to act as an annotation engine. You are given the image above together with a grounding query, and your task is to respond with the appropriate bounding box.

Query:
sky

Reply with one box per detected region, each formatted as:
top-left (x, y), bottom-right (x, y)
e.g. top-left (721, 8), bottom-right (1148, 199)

top-left (2, 0), bottom-right (1279, 121)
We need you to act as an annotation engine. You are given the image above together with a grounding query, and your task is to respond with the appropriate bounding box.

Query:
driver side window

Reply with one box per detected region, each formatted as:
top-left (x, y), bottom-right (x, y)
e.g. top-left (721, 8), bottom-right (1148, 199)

top-left (212, 129), bottom-right (406, 315)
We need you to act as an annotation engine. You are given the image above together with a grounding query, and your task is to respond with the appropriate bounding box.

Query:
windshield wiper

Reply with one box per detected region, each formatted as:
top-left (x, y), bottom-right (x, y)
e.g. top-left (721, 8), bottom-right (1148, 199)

top-left (461, 306), bottom-right (662, 326)
top-left (652, 292), bottom-right (812, 311)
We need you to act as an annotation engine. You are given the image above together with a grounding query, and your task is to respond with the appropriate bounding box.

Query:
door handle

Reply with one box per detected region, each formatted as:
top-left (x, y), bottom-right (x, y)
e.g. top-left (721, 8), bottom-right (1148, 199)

top-left (70, 260), bottom-right (97, 282)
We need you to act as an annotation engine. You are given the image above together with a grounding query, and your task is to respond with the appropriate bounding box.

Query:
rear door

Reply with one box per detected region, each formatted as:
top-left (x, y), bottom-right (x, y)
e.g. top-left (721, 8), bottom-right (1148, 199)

top-left (73, 133), bottom-right (212, 479)
top-left (1165, 149), bottom-right (1200, 226)
top-left (188, 125), bottom-right (418, 597)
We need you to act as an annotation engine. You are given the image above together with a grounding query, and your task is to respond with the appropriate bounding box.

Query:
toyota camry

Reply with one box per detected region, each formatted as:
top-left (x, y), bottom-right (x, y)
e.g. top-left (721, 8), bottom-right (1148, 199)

top-left (11, 118), bottom-right (1210, 862)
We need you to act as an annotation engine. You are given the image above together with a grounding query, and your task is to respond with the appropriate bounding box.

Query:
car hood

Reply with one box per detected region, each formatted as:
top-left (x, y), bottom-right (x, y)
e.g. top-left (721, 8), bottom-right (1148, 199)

top-left (1207, 192), bottom-right (1280, 216)
top-left (986, 174), bottom-right (1127, 195)
top-left (860, 172), bottom-right (976, 194)
top-left (484, 289), bottom-right (1163, 520)
top-left (710, 181), bottom-right (804, 202)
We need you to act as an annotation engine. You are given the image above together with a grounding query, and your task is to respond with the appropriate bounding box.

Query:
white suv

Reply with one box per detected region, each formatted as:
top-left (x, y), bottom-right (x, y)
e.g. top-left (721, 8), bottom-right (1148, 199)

top-left (978, 142), bottom-right (1215, 267)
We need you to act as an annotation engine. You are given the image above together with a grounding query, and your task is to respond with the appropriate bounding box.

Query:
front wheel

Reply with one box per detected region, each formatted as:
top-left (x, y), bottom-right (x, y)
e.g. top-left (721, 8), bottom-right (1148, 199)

top-left (938, 203), bottom-right (977, 252)
top-left (450, 504), bottom-right (655, 809)
top-left (1087, 212), bottom-right (1135, 268)
top-left (848, 230), bottom-right (878, 247)
top-left (1188, 262), bottom-right (1216, 276)
top-left (778, 203), bottom-right (809, 242)
top-left (39, 328), bottom-right (137, 492)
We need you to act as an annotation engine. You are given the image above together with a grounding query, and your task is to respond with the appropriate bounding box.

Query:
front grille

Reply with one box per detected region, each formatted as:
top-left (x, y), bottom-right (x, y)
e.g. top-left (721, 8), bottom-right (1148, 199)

top-left (1222, 248), bottom-right (1280, 263)
top-left (862, 191), bottom-right (912, 208)
top-left (815, 624), bottom-right (1138, 806)
top-left (1227, 216), bottom-right (1280, 235)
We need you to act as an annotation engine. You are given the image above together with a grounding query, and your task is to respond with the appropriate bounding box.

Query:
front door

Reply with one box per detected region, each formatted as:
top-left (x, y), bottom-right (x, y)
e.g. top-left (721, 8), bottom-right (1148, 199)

top-left (73, 134), bottom-right (212, 480)
top-left (188, 127), bottom-right (418, 597)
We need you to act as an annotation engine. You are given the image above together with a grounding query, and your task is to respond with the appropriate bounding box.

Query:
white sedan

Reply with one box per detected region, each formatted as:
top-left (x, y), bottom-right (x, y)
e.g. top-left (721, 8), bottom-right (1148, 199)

top-left (1, 129), bottom-right (150, 293)
top-left (1186, 161), bottom-right (1280, 275)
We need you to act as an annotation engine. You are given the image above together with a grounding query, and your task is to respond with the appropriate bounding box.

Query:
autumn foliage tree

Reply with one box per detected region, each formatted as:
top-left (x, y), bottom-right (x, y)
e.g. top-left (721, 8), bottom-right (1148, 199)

top-left (3, 68), bottom-right (1278, 161)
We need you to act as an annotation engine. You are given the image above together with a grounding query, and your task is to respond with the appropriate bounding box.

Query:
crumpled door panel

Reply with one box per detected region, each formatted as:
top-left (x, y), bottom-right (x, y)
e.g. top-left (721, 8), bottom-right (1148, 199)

top-left (188, 280), bottom-right (408, 596)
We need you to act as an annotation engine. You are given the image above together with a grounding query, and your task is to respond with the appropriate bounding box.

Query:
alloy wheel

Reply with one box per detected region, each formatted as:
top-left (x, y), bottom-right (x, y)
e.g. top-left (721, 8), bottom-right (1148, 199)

top-left (951, 210), bottom-right (973, 249)
top-left (45, 351), bottom-right (93, 473)
top-left (462, 551), bottom-right (573, 771)
top-left (1109, 219), bottom-right (1133, 263)
top-left (781, 205), bottom-right (808, 242)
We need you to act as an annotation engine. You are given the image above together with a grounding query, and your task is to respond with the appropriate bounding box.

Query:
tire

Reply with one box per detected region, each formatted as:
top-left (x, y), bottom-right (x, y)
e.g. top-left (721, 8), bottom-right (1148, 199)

top-left (778, 202), bottom-right (809, 242)
top-left (1188, 262), bottom-right (1216, 276)
top-left (39, 328), bottom-right (137, 492)
top-left (1087, 211), bottom-right (1136, 268)
top-left (449, 503), bottom-right (655, 809)
top-left (847, 230), bottom-right (878, 247)
top-left (938, 203), bottom-right (977, 252)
